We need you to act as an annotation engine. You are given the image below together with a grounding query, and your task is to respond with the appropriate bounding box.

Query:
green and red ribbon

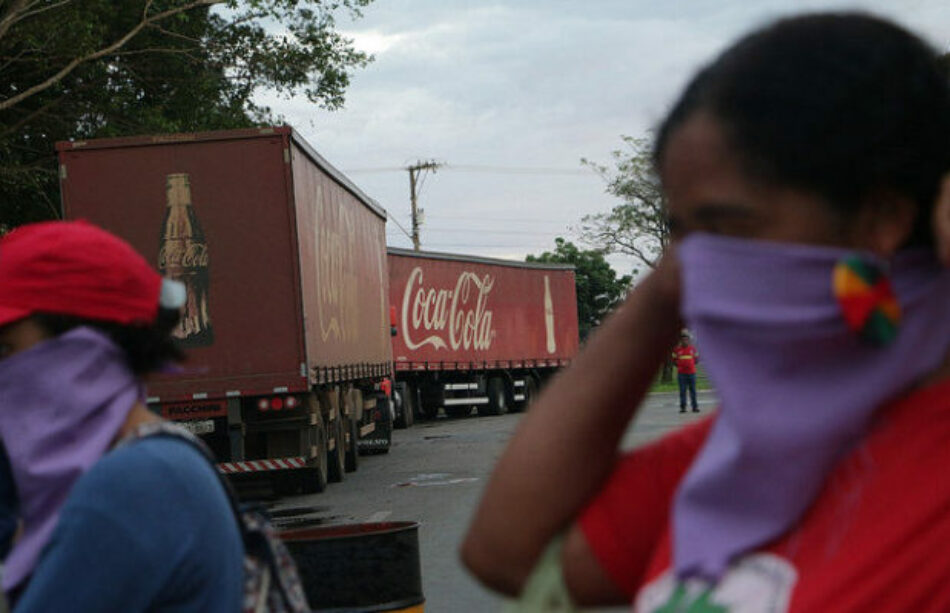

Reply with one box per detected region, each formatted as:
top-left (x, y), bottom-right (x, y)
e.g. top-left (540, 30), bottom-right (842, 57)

top-left (833, 256), bottom-right (901, 346)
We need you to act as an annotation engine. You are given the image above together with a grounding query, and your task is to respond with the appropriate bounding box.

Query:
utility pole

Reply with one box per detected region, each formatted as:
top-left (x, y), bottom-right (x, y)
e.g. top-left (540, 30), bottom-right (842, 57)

top-left (407, 160), bottom-right (441, 251)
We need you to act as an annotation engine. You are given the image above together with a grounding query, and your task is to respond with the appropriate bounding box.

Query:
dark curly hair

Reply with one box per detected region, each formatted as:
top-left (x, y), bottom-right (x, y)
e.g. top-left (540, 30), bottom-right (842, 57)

top-left (655, 12), bottom-right (950, 247)
top-left (33, 308), bottom-right (185, 376)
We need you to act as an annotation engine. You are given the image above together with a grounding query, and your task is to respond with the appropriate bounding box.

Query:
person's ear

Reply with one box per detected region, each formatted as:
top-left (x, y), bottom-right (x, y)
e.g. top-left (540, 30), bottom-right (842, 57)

top-left (932, 174), bottom-right (950, 266)
top-left (854, 190), bottom-right (917, 257)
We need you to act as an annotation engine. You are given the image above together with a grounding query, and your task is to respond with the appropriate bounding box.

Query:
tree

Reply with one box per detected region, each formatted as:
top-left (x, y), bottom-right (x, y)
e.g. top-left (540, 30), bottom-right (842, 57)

top-left (527, 237), bottom-right (631, 340)
top-left (0, 0), bottom-right (373, 227)
top-left (579, 135), bottom-right (669, 274)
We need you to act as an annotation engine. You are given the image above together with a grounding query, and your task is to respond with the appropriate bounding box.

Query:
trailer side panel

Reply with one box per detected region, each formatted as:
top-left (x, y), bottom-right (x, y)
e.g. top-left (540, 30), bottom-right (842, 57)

top-left (388, 250), bottom-right (579, 370)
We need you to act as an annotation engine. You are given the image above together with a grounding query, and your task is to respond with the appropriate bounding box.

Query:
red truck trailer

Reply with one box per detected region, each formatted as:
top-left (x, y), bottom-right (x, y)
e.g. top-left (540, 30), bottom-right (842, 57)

top-left (57, 126), bottom-right (394, 494)
top-left (387, 248), bottom-right (579, 421)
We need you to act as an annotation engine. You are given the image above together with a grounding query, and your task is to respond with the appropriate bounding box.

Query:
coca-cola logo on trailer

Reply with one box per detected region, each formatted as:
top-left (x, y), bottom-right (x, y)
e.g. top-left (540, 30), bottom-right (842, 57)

top-left (158, 242), bottom-right (209, 269)
top-left (316, 190), bottom-right (360, 343)
top-left (158, 173), bottom-right (214, 348)
top-left (401, 266), bottom-right (495, 351)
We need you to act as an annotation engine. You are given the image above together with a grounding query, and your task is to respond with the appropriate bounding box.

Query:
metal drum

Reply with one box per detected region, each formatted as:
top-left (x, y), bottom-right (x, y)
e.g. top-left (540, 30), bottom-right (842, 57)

top-left (280, 521), bottom-right (424, 612)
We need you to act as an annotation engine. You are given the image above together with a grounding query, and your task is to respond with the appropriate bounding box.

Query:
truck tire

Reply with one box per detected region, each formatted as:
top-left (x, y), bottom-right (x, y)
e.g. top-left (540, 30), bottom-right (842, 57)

top-left (483, 377), bottom-right (509, 416)
top-left (301, 421), bottom-right (328, 494)
top-left (404, 386), bottom-right (415, 427)
top-left (521, 375), bottom-right (540, 411)
top-left (344, 415), bottom-right (359, 472)
top-left (327, 416), bottom-right (345, 483)
top-left (394, 382), bottom-right (414, 429)
top-left (342, 389), bottom-right (366, 472)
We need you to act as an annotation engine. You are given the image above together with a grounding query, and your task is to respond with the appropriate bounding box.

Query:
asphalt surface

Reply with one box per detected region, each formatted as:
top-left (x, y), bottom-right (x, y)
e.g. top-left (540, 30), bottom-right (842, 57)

top-left (270, 389), bottom-right (717, 612)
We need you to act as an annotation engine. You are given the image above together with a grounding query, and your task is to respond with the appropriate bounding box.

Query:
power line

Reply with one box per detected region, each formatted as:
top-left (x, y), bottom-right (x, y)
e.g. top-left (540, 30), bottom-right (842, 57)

top-left (445, 164), bottom-right (593, 176)
top-left (386, 214), bottom-right (413, 241)
top-left (422, 214), bottom-right (577, 225)
top-left (345, 166), bottom-right (405, 173)
top-left (413, 243), bottom-right (558, 249)
top-left (405, 228), bottom-right (567, 236)
top-left (345, 163), bottom-right (593, 176)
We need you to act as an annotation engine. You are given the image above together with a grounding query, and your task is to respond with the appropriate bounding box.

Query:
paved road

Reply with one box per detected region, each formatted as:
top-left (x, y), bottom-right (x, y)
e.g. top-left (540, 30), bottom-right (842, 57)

top-left (272, 390), bottom-right (717, 612)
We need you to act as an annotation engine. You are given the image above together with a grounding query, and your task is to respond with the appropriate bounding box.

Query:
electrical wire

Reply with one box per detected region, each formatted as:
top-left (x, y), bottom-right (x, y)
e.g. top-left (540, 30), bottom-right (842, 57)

top-left (344, 164), bottom-right (593, 176)
top-left (423, 214), bottom-right (577, 225)
top-left (385, 214), bottom-right (414, 241)
top-left (444, 164), bottom-right (593, 176)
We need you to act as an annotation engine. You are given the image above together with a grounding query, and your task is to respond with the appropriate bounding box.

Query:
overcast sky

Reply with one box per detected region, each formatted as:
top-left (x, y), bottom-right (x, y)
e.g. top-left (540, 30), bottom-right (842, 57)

top-left (260, 0), bottom-right (950, 276)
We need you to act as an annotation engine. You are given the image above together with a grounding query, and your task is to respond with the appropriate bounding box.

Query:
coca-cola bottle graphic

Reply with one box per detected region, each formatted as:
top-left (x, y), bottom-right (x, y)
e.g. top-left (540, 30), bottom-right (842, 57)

top-left (158, 173), bottom-right (214, 347)
top-left (544, 275), bottom-right (557, 354)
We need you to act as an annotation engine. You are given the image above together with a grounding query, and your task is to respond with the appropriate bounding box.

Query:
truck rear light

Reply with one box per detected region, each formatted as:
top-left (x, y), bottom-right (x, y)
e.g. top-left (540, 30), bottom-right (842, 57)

top-left (257, 398), bottom-right (270, 412)
top-left (270, 397), bottom-right (284, 411)
top-left (285, 396), bottom-right (299, 409)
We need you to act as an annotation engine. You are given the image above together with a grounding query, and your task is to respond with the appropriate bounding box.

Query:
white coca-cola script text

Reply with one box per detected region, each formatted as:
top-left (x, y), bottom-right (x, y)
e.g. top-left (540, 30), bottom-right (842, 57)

top-left (401, 266), bottom-right (495, 351)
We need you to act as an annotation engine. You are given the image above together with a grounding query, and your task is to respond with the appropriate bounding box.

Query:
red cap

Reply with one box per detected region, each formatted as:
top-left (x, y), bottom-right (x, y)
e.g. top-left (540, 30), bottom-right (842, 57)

top-left (0, 221), bottom-right (165, 328)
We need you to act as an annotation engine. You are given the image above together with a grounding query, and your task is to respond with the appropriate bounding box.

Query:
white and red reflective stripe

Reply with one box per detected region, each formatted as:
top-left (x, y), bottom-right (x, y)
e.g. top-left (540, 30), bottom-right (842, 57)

top-left (217, 456), bottom-right (307, 473)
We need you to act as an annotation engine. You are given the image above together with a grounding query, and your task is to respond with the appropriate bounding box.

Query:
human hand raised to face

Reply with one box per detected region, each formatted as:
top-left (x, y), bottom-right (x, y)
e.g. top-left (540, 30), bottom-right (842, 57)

top-left (932, 174), bottom-right (950, 268)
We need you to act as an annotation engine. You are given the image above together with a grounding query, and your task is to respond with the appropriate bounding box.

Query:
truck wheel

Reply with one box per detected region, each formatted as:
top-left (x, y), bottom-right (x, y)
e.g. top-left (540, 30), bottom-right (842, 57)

top-left (483, 377), bottom-right (509, 416)
top-left (409, 384), bottom-right (424, 422)
top-left (301, 421), bottom-right (328, 494)
top-left (521, 375), bottom-right (540, 411)
top-left (404, 388), bottom-right (415, 428)
top-left (327, 416), bottom-right (345, 483)
top-left (344, 415), bottom-right (359, 472)
top-left (394, 382), bottom-right (414, 429)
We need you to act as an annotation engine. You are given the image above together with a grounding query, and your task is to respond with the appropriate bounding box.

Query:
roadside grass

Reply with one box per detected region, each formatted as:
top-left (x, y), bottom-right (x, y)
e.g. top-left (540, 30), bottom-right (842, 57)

top-left (650, 366), bottom-right (712, 394)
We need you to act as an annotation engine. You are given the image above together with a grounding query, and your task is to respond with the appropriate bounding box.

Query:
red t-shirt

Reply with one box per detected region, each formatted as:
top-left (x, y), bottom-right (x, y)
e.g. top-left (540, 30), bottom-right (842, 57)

top-left (672, 345), bottom-right (699, 375)
top-left (579, 378), bottom-right (950, 612)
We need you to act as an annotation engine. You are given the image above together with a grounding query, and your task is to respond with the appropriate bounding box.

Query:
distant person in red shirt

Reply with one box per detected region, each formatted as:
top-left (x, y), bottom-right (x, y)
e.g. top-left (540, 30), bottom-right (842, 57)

top-left (672, 332), bottom-right (699, 413)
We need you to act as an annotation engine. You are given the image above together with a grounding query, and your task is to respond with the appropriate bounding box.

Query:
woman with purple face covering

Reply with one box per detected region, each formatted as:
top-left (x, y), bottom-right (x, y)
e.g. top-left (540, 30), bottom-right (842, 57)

top-left (0, 221), bottom-right (243, 612)
top-left (463, 12), bottom-right (950, 612)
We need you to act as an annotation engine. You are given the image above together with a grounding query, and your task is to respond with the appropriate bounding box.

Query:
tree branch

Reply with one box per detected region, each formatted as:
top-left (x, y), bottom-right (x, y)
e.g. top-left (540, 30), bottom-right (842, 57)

top-left (147, 23), bottom-right (204, 45)
top-left (0, 90), bottom-right (72, 138)
top-left (0, 0), bottom-right (30, 42)
top-left (5, 0), bottom-right (73, 32)
top-left (0, 0), bottom-right (226, 112)
top-left (112, 47), bottom-right (202, 58)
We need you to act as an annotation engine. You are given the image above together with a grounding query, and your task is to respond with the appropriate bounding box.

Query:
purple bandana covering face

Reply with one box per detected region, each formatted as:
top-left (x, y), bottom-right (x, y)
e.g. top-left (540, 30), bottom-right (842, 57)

top-left (673, 233), bottom-right (950, 581)
top-left (0, 327), bottom-right (140, 592)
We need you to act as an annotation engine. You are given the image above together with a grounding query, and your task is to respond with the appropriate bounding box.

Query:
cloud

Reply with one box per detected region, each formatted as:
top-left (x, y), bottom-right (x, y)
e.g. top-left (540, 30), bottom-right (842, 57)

top-left (259, 0), bottom-right (950, 275)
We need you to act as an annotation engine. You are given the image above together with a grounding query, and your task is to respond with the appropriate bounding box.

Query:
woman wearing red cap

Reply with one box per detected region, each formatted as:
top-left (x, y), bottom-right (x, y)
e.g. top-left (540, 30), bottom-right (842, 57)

top-left (0, 221), bottom-right (242, 611)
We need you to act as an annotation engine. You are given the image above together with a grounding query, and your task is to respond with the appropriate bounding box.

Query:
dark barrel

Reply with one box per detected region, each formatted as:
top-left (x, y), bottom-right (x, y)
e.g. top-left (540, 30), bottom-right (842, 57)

top-left (280, 521), bottom-right (424, 612)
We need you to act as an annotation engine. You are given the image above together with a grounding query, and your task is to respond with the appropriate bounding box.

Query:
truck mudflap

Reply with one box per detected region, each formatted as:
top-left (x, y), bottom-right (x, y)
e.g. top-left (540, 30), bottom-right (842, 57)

top-left (218, 456), bottom-right (307, 473)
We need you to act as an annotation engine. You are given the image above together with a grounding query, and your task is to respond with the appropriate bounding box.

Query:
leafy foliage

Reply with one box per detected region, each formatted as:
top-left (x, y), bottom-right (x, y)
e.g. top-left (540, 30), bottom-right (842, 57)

top-left (527, 237), bottom-right (631, 340)
top-left (577, 136), bottom-right (671, 378)
top-left (579, 135), bottom-right (668, 274)
top-left (0, 0), bottom-right (373, 228)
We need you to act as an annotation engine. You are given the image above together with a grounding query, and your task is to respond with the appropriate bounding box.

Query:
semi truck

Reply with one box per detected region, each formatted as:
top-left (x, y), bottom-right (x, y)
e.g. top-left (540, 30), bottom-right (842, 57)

top-left (387, 248), bottom-right (580, 421)
top-left (57, 126), bottom-right (394, 494)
